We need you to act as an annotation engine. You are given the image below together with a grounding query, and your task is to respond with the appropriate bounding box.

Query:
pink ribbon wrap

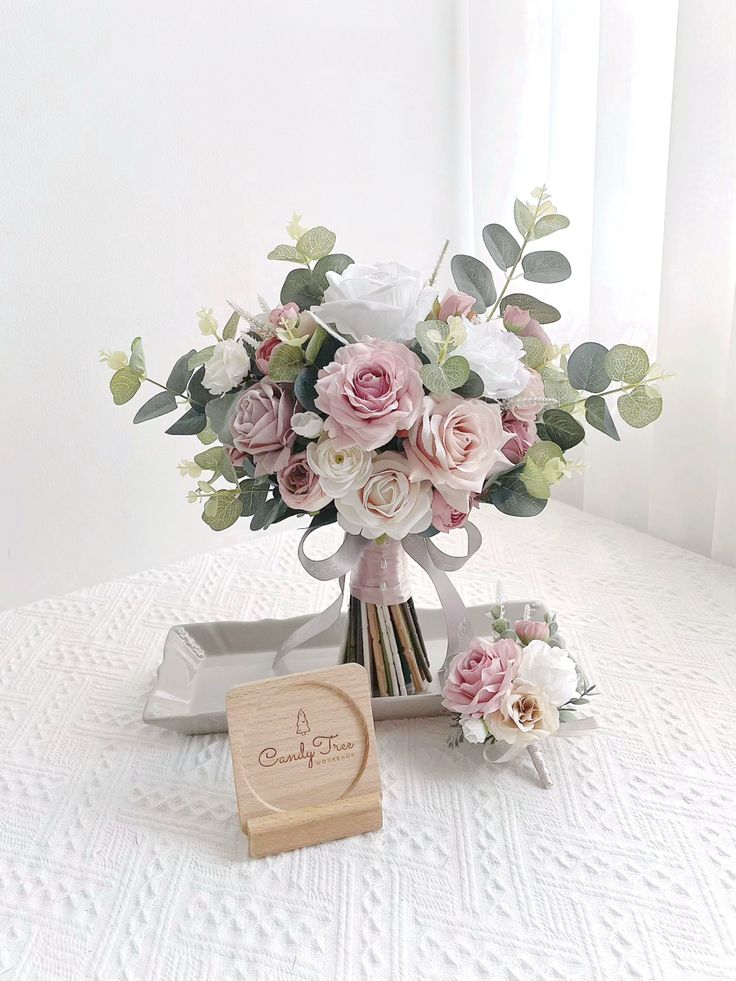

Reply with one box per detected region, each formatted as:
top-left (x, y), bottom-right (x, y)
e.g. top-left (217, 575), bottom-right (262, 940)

top-left (349, 541), bottom-right (412, 606)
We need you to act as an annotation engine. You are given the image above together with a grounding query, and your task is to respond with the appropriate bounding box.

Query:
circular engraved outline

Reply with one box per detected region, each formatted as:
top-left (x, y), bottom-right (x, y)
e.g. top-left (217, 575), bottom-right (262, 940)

top-left (238, 680), bottom-right (370, 813)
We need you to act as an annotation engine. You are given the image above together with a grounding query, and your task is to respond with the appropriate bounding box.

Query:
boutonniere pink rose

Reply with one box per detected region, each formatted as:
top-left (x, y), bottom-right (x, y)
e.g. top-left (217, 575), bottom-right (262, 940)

top-left (441, 637), bottom-right (520, 718)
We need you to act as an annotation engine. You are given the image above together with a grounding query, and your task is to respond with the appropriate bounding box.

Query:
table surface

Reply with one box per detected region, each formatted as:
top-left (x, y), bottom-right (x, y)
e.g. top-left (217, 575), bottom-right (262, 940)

top-left (1, 501), bottom-right (735, 981)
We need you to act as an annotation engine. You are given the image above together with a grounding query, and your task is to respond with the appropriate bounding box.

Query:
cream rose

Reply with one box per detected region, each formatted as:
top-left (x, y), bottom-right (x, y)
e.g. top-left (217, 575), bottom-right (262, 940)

top-left (404, 394), bottom-right (510, 511)
top-left (306, 438), bottom-right (373, 499)
top-left (335, 451), bottom-right (433, 540)
top-left (202, 339), bottom-right (250, 395)
top-left (485, 681), bottom-right (559, 749)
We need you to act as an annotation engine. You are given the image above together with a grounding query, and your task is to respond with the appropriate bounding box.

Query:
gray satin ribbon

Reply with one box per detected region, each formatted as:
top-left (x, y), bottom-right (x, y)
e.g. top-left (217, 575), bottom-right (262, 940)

top-left (273, 522), bottom-right (481, 676)
top-left (483, 716), bottom-right (600, 764)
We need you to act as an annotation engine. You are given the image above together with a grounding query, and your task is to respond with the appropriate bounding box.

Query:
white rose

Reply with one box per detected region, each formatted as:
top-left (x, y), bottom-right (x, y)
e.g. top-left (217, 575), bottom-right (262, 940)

top-left (485, 681), bottom-right (559, 748)
top-left (515, 639), bottom-right (579, 706)
top-left (306, 438), bottom-right (372, 499)
top-left (312, 261), bottom-right (436, 343)
top-left (454, 318), bottom-right (530, 398)
top-left (291, 411), bottom-right (324, 439)
top-left (461, 717), bottom-right (488, 744)
top-left (336, 451), bottom-right (433, 540)
top-left (202, 339), bottom-right (250, 395)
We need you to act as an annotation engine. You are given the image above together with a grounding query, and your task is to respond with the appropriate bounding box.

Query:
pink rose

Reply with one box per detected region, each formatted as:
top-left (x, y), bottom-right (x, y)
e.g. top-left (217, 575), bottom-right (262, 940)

top-left (277, 452), bottom-right (330, 512)
top-left (255, 336), bottom-right (282, 375)
top-left (506, 369), bottom-right (546, 423)
top-left (515, 620), bottom-right (550, 645)
top-left (503, 305), bottom-right (551, 348)
top-left (268, 302), bottom-right (300, 327)
top-left (227, 444), bottom-right (247, 468)
top-left (441, 637), bottom-right (521, 717)
top-left (404, 394), bottom-right (509, 510)
top-left (230, 380), bottom-right (296, 477)
top-left (501, 414), bottom-right (538, 465)
top-left (315, 339), bottom-right (423, 451)
top-left (438, 289), bottom-right (476, 322)
top-left (431, 490), bottom-right (471, 533)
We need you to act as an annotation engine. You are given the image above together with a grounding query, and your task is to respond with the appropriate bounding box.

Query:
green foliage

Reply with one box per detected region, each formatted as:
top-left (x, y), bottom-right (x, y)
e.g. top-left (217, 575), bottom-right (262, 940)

top-left (296, 226), bottom-right (336, 261)
top-left (110, 367), bottom-right (141, 405)
top-left (202, 491), bottom-right (242, 531)
top-left (240, 478), bottom-right (269, 516)
top-left (618, 386), bottom-right (663, 428)
top-left (251, 493), bottom-right (291, 531)
top-left (280, 268), bottom-right (324, 310)
top-left (187, 366), bottom-right (217, 406)
top-left (165, 407), bottom-right (207, 435)
top-left (521, 336), bottom-right (546, 369)
top-left (486, 470), bottom-right (548, 517)
top-left (416, 320), bottom-right (450, 362)
top-left (267, 244), bottom-right (307, 263)
top-left (205, 391), bottom-right (240, 444)
top-left (540, 364), bottom-right (580, 409)
top-left (193, 447), bottom-right (222, 470)
top-left (196, 423), bottom-right (218, 445)
top-left (304, 325), bottom-right (327, 365)
top-left (566, 342), bottom-right (611, 393)
top-left (532, 214), bottom-right (570, 238)
top-left (521, 441), bottom-right (565, 500)
top-left (421, 357), bottom-right (470, 395)
top-left (133, 391), bottom-right (177, 423)
top-left (166, 350), bottom-right (196, 394)
top-left (521, 251), bottom-right (572, 284)
top-left (188, 346), bottom-right (215, 370)
top-left (129, 337), bottom-right (146, 376)
top-left (539, 409), bottom-right (585, 450)
top-left (585, 395), bottom-right (620, 440)
top-left (500, 293), bottom-right (561, 324)
top-left (453, 370), bottom-right (484, 398)
top-left (294, 364), bottom-right (319, 412)
top-left (513, 199), bottom-right (534, 237)
top-left (604, 344), bottom-right (649, 385)
top-left (222, 311), bottom-right (240, 340)
top-left (311, 254), bottom-right (353, 293)
top-left (268, 343), bottom-right (303, 383)
top-left (450, 254), bottom-right (497, 313)
top-left (482, 223), bottom-right (520, 270)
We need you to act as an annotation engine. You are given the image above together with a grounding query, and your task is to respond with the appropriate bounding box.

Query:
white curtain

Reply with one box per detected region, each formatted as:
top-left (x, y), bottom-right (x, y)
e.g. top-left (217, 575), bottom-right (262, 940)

top-left (459, 0), bottom-right (736, 563)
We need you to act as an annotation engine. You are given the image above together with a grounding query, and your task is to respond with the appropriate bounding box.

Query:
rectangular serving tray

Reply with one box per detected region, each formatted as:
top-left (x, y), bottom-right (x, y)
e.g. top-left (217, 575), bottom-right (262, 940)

top-left (143, 600), bottom-right (547, 735)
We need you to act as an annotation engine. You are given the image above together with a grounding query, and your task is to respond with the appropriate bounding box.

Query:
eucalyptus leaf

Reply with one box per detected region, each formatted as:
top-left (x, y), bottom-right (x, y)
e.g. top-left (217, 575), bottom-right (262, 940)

top-left (202, 492), bottom-right (242, 531)
top-left (604, 344), bottom-right (650, 385)
top-left (294, 364), bottom-right (319, 412)
top-left (165, 406), bottom-right (207, 436)
top-left (453, 370), bottom-right (485, 398)
top-left (267, 244), bottom-right (307, 263)
top-left (540, 409), bottom-right (585, 450)
top-left (193, 447), bottom-right (223, 470)
top-left (109, 367), bottom-right (141, 405)
top-left (268, 343), bottom-right (303, 383)
top-left (222, 311), bottom-right (240, 341)
top-left (129, 337), bottom-right (146, 376)
top-left (540, 364), bottom-right (580, 409)
top-left (618, 386), bottom-right (663, 428)
top-left (280, 268), bottom-right (324, 310)
top-left (421, 356), bottom-right (470, 394)
top-left (205, 391), bottom-right (240, 444)
top-left (500, 293), bottom-right (561, 324)
top-left (521, 336), bottom-right (546, 369)
top-left (196, 423), bottom-right (218, 445)
top-left (585, 395), bottom-right (620, 440)
top-left (482, 223), bottom-right (520, 271)
top-left (312, 253), bottom-right (354, 293)
top-left (567, 342), bottom-right (611, 393)
top-left (166, 349), bottom-right (196, 394)
top-left (216, 450), bottom-right (238, 484)
top-left (188, 346), bottom-right (215, 371)
top-left (450, 254), bottom-right (496, 313)
top-left (133, 390), bottom-right (177, 424)
top-left (520, 458), bottom-right (552, 500)
top-left (532, 214), bottom-right (570, 238)
top-left (487, 471), bottom-right (548, 517)
top-left (513, 199), bottom-right (534, 237)
top-left (521, 251), bottom-right (572, 284)
top-left (415, 320), bottom-right (450, 360)
top-left (187, 365), bottom-right (217, 406)
top-left (251, 494), bottom-right (291, 531)
top-left (240, 478), bottom-right (269, 516)
top-left (296, 226), bottom-right (336, 261)
top-left (304, 325), bottom-right (327, 365)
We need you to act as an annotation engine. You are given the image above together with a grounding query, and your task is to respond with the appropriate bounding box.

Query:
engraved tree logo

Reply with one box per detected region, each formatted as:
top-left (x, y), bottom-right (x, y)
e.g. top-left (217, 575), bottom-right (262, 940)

top-left (295, 708), bottom-right (310, 735)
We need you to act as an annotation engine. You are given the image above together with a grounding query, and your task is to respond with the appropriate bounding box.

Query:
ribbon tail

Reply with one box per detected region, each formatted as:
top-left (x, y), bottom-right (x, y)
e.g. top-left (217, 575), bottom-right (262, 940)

top-left (402, 536), bottom-right (470, 660)
top-left (273, 577), bottom-right (346, 676)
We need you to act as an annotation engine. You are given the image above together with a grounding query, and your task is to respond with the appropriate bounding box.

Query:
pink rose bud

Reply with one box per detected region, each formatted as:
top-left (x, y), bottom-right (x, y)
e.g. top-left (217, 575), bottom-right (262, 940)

top-left (431, 490), bottom-right (470, 533)
top-left (501, 414), bottom-right (537, 464)
top-left (438, 289), bottom-right (476, 323)
top-left (267, 302), bottom-right (300, 327)
top-left (502, 305), bottom-right (532, 332)
top-left (514, 619), bottom-right (550, 644)
top-left (255, 335), bottom-right (282, 375)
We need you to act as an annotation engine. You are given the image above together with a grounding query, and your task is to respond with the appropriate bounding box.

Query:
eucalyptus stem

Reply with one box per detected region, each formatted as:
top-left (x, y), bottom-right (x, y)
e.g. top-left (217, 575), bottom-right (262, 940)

top-left (429, 238), bottom-right (450, 287)
top-left (143, 376), bottom-right (201, 408)
top-left (561, 374), bottom-right (666, 410)
top-left (487, 186), bottom-right (546, 321)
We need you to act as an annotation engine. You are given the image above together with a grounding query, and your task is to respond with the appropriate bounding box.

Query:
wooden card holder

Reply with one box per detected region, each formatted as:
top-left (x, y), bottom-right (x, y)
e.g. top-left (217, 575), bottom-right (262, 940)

top-left (226, 663), bottom-right (382, 858)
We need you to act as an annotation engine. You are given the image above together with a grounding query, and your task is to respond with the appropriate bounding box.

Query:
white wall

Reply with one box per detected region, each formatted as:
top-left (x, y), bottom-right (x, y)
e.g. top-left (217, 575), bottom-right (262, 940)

top-left (1, 0), bottom-right (465, 608)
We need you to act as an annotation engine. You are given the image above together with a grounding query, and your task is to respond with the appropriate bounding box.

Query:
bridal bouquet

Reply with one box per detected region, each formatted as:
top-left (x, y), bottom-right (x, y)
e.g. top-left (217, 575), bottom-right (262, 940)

top-left (103, 189), bottom-right (664, 698)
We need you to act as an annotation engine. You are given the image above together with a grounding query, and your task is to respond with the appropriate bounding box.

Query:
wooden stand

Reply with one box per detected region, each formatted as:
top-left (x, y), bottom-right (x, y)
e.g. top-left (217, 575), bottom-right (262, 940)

top-left (226, 664), bottom-right (382, 858)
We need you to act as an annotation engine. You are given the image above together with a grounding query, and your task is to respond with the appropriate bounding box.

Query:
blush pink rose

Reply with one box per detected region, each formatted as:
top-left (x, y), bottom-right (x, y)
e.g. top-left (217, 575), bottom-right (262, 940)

top-left (503, 305), bottom-right (551, 348)
top-left (431, 490), bottom-right (474, 533)
top-left (441, 637), bottom-right (521, 717)
top-left (438, 289), bottom-right (476, 322)
top-left (501, 414), bottom-right (538, 465)
top-left (515, 620), bottom-right (550, 644)
top-left (314, 339), bottom-right (423, 451)
top-left (277, 452), bottom-right (331, 512)
top-left (268, 302), bottom-right (300, 326)
top-left (230, 380), bottom-right (296, 477)
top-left (255, 336), bottom-right (282, 375)
top-left (506, 369), bottom-right (546, 423)
top-left (404, 394), bottom-right (509, 510)
top-left (227, 445), bottom-right (247, 468)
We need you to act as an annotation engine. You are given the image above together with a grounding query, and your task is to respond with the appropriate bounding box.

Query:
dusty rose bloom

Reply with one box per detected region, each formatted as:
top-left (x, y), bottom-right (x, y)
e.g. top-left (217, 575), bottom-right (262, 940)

top-left (277, 452), bottom-right (330, 512)
top-left (438, 289), bottom-right (476, 322)
top-left (230, 380), bottom-right (296, 477)
top-left (503, 305), bottom-right (551, 348)
top-left (431, 490), bottom-right (470, 533)
top-left (514, 620), bottom-right (550, 645)
top-left (255, 336), bottom-right (282, 375)
top-left (268, 302), bottom-right (300, 326)
top-left (441, 637), bottom-right (520, 718)
top-left (501, 414), bottom-right (538, 465)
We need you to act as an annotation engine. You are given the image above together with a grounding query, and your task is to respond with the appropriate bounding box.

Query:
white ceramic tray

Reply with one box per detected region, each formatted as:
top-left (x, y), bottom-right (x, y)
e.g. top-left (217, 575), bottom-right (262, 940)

top-left (143, 601), bottom-right (547, 735)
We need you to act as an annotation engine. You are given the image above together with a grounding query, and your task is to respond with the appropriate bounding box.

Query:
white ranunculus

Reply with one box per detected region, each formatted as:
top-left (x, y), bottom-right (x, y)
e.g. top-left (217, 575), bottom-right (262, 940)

top-left (202, 339), bottom-right (250, 395)
top-left (515, 639), bottom-right (579, 707)
top-left (312, 261), bottom-right (436, 343)
top-left (461, 716), bottom-right (488, 744)
top-left (291, 411), bottom-right (324, 439)
top-left (454, 318), bottom-right (530, 398)
top-left (485, 681), bottom-right (559, 748)
top-left (306, 438), bottom-right (372, 499)
top-left (336, 451), bottom-right (433, 540)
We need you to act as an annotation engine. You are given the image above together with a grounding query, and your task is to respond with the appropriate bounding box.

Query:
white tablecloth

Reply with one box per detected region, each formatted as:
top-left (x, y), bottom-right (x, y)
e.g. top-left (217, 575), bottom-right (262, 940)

top-left (1, 501), bottom-right (734, 981)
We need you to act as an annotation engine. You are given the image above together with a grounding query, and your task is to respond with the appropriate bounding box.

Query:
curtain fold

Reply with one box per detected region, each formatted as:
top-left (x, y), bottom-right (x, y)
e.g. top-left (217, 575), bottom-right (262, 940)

top-left (462, 0), bottom-right (736, 563)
